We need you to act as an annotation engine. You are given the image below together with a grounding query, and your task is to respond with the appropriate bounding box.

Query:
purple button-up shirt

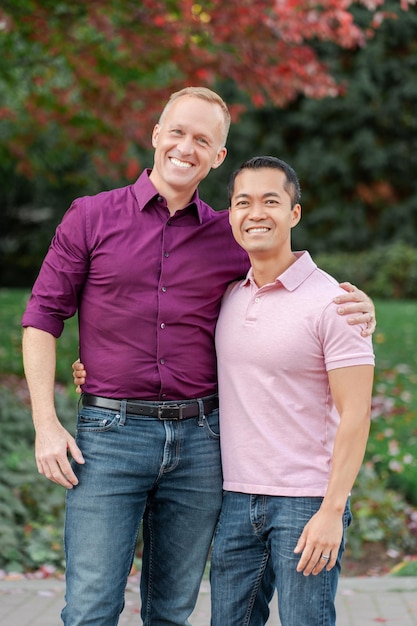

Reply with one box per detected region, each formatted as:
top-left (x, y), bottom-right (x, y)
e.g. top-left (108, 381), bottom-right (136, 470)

top-left (22, 170), bottom-right (249, 400)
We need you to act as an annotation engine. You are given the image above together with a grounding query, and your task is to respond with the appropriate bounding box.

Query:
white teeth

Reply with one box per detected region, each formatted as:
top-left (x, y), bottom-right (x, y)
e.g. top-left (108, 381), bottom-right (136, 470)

top-left (170, 157), bottom-right (192, 168)
top-left (247, 227), bottom-right (269, 233)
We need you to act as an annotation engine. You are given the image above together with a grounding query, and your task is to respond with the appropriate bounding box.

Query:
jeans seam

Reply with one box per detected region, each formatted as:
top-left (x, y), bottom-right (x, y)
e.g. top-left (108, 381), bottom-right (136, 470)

top-left (144, 508), bottom-right (155, 625)
top-left (243, 549), bottom-right (270, 626)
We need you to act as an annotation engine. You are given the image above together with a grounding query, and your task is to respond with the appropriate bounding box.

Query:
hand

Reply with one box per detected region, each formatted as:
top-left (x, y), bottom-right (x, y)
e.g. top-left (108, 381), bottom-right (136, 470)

top-left (334, 282), bottom-right (376, 337)
top-left (293, 509), bottom-right (343, 576)
top-left (72, 359), bottom-right (86, 394)
top-left (35, 419), bottom-right (85, 489)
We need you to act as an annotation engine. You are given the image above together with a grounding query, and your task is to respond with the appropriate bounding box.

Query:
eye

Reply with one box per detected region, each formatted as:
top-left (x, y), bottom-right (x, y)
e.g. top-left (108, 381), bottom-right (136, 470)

top-left (197, 136), bottom-right (209, 146)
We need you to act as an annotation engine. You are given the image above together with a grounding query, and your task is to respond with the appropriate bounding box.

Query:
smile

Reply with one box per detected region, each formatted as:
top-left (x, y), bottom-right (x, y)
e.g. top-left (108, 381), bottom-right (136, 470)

top-left (246, 227), bottom-right (270, 233)
top-left (170, 157), bottom-right (192, 169)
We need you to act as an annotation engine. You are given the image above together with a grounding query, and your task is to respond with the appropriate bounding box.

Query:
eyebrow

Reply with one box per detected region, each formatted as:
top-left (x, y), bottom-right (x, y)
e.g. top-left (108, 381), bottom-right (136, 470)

top-left (234, 192), bottom-right (282, 200)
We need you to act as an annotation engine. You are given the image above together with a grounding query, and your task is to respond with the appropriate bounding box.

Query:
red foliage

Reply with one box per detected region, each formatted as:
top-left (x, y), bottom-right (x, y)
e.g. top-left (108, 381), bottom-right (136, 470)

top-left (0, 0), bottom-right (413, 179)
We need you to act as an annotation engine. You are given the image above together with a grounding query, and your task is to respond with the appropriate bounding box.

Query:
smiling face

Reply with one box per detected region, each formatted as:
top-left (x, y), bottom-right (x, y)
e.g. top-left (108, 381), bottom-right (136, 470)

top-left (229, 167), bottom-right (301, 264)
top-left (149, 95), bottom-right (228, 204)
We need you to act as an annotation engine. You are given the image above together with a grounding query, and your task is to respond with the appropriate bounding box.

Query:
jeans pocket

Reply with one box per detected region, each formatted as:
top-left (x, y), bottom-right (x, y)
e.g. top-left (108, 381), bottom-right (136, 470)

top-left (77, 407), bottom-right (120, 432)
top-left (202, 409), bottom-right (220, 439)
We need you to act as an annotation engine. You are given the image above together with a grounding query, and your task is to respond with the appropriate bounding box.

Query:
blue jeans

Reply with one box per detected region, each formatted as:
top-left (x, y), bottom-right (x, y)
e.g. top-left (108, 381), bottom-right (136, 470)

top-left (61, 401), bottom-right (223, 626)
top-left (210, 492), bottom-right (352, 626)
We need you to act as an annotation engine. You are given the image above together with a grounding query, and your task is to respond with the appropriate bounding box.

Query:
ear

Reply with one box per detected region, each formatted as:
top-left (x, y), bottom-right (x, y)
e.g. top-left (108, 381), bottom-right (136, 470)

top-left (151, 124), bottom-right (160, 148)
top-left (211, 146), bottom-right (227, 170)
top-left (291, 204), bottom-right (302, 228)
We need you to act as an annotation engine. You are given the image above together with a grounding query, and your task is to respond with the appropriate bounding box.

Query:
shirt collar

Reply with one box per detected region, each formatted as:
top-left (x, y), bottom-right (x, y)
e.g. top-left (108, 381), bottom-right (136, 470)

top-left (133, 169), bottom-right (204, 224)
top-left (242, 251), bottom-right (317, 291)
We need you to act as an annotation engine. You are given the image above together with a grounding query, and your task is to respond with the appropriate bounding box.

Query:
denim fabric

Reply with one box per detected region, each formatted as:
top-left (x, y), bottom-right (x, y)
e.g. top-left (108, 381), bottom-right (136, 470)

top-left (61, 403), bottom-right (223, 626)
top-left (210, 492), bottom-right (352, 626)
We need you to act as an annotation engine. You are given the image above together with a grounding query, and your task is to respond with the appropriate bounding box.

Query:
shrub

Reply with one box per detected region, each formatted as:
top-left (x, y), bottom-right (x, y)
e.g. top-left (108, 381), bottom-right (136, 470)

top-left (315, 241), bottom-right (417, 299)
top-left (0, 384), bottom-right (75, 571)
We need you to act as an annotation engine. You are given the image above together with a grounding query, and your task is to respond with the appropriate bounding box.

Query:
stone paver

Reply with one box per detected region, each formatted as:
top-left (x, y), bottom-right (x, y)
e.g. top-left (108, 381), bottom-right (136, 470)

top-left (1, 576), bottom-right (416, 625)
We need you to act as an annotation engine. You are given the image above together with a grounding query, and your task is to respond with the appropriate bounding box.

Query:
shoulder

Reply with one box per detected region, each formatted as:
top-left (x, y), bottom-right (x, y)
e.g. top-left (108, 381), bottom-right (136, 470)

top-left (76, 184), bottom-right (133, 211)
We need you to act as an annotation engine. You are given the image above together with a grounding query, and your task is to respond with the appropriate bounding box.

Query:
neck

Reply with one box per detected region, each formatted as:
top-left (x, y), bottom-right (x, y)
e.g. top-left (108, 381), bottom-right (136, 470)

top-left (149, 171), bottom-right (196, 216)
top-left (250, 252), bottom-right (297, 288)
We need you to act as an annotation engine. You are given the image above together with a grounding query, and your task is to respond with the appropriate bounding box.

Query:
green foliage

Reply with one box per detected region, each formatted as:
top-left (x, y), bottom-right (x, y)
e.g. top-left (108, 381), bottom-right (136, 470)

top-left (349, 464), bottom-right (417, 559)
top-left (347, 298), bottom-right (417, 558)
top-left (218, 0), bottom-right (417, 257)
top-left (0, 385), bottom-right (75, 571)
top-left (1, 2), bottom-right (417, 286)
top-left (367, 364), bottom-right (417, 506)
top-left (0, 289), bottom-right (79, 382)
top-left (315, 242), bottom-right (417, 300)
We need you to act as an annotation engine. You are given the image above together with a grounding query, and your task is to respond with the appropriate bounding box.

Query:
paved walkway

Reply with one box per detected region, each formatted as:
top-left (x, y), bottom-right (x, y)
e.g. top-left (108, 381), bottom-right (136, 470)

top-left (1, 575), bottom-right (416, 625)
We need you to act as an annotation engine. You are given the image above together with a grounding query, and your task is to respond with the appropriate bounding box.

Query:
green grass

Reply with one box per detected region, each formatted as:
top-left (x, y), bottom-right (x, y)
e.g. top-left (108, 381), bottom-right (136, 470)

top-left (372, 300), bottom-right (417, 373)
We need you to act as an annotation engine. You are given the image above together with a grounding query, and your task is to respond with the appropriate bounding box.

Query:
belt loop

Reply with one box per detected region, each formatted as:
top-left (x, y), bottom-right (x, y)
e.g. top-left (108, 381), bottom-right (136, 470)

top-left (77, 393), bottom-right (83, 415)
top-left (119, 399), bottom-right (127, 426)
top-left (197, 398), bottom-right (205, 426)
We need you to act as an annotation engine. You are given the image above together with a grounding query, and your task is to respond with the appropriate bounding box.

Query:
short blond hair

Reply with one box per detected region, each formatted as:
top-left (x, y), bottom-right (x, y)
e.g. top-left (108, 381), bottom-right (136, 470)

top-left (159, 86), bottom-right (231, 146)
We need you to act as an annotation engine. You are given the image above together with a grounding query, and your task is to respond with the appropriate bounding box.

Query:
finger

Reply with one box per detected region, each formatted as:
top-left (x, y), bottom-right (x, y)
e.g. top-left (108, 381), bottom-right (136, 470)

top-left (312, 552), bottom-right (332, 576)
top-left (38, 457), bottom-right (78, 489)
top-left (361, 313), bottom-right (376, 336)
top-left (338, 281), bottom-right (356, 293)
top-left (299, 548), bottom-right (324, 576)
top-left (296, 544), bottom-right (318, 575)
top-left (346, 311), bottom-right (376, 334)
top-left (68, 440), bottom-right (85, 465)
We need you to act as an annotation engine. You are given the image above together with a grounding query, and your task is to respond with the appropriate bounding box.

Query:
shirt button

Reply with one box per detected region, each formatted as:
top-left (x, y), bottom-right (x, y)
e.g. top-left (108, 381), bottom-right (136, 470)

top-left (255, 297), bottom-right (260, 303)
top-left (157, 195), bottom-right (163, 202)
top-left (162, 286), bottom-right (167, 292)
top-left (164, 252), bottom-right (169, 258)
top-left (160, 358), bottom-right (165, 365)
top-left (160, 323), bottom-right (165, 329)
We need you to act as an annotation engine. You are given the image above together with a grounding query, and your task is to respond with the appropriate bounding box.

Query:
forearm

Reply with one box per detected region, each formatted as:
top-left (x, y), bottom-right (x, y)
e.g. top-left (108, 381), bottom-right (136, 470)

top-left (22, 326), bottom-right (58, 427)
top-left (22, 326), bottom-right (84, 487)
top-left (321, 364), bottom-right (374, 514)
top-left (320, 412), bottom-right (370, 514)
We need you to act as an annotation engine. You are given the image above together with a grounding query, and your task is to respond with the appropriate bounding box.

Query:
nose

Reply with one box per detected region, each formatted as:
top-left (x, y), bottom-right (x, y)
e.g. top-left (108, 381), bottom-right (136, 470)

top-left (249, 202), bottom-right (267, 219)
top-left (177, 134), bottom-right (194, 155)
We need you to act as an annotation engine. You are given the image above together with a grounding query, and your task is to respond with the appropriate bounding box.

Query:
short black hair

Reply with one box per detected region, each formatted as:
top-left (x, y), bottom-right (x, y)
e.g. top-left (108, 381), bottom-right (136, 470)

top-left (228, 156), bottom-right (301, 207)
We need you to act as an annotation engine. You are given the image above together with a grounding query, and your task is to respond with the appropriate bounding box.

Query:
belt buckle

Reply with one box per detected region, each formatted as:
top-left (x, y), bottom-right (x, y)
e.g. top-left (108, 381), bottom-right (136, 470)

top-left (158, 403), bottom-right (186, 420)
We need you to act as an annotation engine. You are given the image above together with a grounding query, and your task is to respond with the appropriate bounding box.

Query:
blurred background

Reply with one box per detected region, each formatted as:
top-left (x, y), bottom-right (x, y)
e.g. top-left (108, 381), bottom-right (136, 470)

top-left (0, 0), bottom-right (417, 577)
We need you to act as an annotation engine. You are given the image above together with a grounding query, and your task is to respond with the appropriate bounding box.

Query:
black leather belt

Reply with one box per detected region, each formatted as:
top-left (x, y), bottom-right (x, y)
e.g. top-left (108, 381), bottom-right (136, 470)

top-left (82, 393), bottom-right (219, 420)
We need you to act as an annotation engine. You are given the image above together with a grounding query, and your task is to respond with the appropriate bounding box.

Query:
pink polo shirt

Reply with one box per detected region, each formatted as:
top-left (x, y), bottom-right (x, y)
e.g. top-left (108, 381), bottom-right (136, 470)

top-left (215, 251), bottom-right (375, 497)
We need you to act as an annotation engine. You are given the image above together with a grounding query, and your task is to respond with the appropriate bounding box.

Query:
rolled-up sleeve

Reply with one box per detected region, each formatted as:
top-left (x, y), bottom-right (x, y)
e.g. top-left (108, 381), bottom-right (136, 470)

top-left (21, 198), bottom-right (90, 338)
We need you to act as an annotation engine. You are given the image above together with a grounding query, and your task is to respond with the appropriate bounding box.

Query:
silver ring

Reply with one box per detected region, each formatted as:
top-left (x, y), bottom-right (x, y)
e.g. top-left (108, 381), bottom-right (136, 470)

top-left (321, 554), bottom-right (330, 561)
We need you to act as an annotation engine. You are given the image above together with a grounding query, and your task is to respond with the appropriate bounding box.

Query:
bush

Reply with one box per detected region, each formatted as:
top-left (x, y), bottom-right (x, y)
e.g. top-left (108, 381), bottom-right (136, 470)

top-left (0, 384), bottom-right (75, 571)
top-left (349, 463), bottom-right (417, 559)
top-left (315, 241), bottom-right (417, 299)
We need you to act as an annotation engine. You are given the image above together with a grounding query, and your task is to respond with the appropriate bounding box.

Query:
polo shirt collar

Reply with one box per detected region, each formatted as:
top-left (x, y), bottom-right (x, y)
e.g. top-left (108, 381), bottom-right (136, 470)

top-left (133, 169), bottom-right (203, 223)
top-left (243, 251), bottom-right (317, 291)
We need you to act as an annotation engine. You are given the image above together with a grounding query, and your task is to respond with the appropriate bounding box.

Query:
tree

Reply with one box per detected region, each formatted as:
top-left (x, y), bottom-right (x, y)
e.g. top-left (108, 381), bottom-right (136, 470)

top-left (0, 0), bottom-right (413, 180)
top-left (229, 0), bottom-right (417, 254)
